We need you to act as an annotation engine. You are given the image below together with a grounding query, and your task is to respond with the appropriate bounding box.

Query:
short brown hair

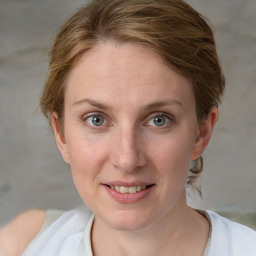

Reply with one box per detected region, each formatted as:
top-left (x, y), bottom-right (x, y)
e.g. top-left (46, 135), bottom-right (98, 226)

top-left (40, 0), bottom-right (225, 191)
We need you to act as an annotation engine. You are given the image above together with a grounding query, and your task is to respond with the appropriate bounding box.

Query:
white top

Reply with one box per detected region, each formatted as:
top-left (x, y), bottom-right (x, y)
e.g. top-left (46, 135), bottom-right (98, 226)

top-left (22, 205), bottom-right (256, 256)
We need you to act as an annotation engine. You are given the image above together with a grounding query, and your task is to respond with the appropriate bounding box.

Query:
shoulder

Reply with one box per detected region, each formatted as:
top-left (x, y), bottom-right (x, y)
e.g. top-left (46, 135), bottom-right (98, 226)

top-left (21, 205), bottom-right (93, 256)
top-left (0, 209), bottom-right (46, 256)
top-left (219, 213), bottom-right (256, 254)
top-left (207, 210), bottom-right (256, 238)
top-left (206, 210), bottom-right (256, 255)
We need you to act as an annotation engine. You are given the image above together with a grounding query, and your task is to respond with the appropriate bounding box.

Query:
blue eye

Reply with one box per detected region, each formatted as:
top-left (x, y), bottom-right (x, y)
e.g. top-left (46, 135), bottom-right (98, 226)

top-left (86, 114), bottom-right (106, 127)
top-left (148, 115), bottom-right (171, 127)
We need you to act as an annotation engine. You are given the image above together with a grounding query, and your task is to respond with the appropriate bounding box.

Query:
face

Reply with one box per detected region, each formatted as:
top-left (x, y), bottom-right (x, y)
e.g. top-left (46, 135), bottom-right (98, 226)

top-left (54, 42), bottom-right (216, 231)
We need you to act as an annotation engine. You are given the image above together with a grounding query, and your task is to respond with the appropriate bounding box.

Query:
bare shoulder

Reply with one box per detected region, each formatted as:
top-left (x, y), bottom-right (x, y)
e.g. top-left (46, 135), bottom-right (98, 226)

top-left (0, 209), bottom-right (46, 256)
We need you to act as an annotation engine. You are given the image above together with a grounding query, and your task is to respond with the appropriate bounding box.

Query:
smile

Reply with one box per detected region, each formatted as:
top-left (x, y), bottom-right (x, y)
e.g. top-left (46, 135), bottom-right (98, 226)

top-left (103, 183), bottom-right (155, 203)
top-left (108, 185), bottom-right (147, 194)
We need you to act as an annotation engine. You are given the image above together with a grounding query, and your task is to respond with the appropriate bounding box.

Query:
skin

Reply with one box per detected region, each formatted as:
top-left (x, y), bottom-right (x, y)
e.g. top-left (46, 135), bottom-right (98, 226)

top-left (53, 41), bottom-right (218, 255)
top-left (0, 41), bottom-right (218, 256)
top-left (0, 210), bottom-right (46, 256)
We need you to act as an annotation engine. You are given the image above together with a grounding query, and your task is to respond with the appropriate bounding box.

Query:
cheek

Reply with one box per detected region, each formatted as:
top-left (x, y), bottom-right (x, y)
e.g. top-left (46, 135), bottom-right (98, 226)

top-left (65, 132), bottom-right (109, 180)
top-left (152, 135), bottom-right (194, 183)
top-left (146, 137), bottom-right (192, 215)
top-left (65, 135), bottom-right (109, 206)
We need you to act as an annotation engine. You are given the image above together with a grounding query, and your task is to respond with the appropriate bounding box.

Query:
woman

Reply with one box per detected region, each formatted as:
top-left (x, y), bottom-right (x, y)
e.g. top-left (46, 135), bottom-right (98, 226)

top-left (0, 0), bottom-right (255, 255)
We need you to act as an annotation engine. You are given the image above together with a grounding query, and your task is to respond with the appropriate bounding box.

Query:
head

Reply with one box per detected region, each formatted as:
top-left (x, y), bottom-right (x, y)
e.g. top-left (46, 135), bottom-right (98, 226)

top-left (40, 0), bottom-right (225, 224)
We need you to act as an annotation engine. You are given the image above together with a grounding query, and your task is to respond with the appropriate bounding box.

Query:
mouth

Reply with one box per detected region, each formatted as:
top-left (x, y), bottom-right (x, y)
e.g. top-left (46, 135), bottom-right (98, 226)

top-left (103, 184), bottom-right (155, 194)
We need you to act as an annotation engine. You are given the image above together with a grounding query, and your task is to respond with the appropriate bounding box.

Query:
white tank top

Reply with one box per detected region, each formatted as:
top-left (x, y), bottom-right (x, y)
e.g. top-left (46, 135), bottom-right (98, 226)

top-left (22, 205), bottom-right (256, 256)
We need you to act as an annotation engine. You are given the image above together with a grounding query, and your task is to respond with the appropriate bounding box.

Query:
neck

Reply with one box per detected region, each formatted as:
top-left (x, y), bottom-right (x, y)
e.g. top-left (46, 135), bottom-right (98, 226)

top-left (91, 191), bottom-right (209, 256)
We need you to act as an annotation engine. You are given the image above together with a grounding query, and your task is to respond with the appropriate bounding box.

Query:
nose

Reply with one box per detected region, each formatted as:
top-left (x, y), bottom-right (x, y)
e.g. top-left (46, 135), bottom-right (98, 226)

top-left (110, 128), bottom-right (146, 173)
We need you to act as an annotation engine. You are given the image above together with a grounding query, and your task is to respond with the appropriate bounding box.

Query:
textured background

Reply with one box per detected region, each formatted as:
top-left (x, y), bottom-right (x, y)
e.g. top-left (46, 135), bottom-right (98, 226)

top-left (0, 0), bottom-right (255, 227)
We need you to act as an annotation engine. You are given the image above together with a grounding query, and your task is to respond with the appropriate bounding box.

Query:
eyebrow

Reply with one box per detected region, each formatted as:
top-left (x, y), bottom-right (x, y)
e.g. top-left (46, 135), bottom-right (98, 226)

top-left (144, 99), bottom-right (183, 110)
top-left (73, 98), bottom-right (111, 109)
top-left (73, 98), bottom-right (183, 110)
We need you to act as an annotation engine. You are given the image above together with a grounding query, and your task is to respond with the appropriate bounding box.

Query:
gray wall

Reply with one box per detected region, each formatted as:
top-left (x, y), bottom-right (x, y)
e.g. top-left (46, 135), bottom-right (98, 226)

top-left (0, 0), bottom-right (255, 226)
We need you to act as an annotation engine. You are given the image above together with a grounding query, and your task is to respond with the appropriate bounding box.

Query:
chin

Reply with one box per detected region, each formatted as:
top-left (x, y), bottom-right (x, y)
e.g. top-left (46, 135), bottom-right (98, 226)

top-left (104, 209), bottom-right (155, 232)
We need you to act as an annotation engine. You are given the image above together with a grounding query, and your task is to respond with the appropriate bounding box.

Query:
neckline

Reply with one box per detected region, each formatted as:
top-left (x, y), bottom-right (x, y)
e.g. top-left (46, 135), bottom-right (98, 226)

top-left (199, 210), bottom-right (212, 256)
top-left (80, 210), bottom-right (212, 256)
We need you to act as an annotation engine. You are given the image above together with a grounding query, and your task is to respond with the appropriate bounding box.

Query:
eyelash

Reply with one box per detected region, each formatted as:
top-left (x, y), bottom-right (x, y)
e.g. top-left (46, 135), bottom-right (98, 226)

top-left (82, 112), bottom-right (174, 130)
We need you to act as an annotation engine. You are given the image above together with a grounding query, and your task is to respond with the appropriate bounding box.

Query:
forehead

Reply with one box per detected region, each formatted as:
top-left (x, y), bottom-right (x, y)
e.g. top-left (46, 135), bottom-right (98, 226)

top-left (65, 41), bottom-right (195, 109)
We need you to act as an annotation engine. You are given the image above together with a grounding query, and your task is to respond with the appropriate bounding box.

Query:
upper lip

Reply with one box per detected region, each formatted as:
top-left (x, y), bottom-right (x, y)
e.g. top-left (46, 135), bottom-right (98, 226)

top-left (103, 181), bottom-right (154, 186)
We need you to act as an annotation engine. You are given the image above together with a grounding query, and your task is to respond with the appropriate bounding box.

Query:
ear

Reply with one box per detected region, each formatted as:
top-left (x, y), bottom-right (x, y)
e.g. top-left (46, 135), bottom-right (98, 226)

top-left (191, 106), bottom-right (219, 161)
top-left (52, 113), bottom-right (70, 164)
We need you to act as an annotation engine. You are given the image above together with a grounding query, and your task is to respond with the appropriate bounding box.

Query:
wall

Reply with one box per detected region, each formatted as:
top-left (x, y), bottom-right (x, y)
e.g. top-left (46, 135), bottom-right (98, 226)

top-left (0, 0), bottom-right (255, 226)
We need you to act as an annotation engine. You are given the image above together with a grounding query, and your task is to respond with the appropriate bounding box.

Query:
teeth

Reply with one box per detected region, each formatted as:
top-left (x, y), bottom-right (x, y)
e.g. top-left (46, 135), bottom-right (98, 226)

top-left (136, 186), bottom-right (141, 192)
top-left (110, 185), bottom-right (148, 193)
top-left (120, 186), bottom-right (129, 193)
top-left (128, 186), bottom-right (137, 194)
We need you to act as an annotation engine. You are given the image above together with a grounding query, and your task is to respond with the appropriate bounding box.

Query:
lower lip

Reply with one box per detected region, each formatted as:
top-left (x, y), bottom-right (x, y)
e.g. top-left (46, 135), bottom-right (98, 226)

top-left (103, 185), bottom-right (155, 204)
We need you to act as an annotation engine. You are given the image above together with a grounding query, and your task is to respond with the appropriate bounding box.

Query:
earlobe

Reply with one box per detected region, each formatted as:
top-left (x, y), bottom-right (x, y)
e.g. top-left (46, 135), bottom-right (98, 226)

top-left (191, 106), bottom-right (219, 161)
top-left (52, 113), bottom-right (70, 164)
